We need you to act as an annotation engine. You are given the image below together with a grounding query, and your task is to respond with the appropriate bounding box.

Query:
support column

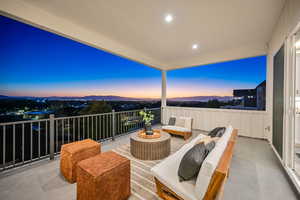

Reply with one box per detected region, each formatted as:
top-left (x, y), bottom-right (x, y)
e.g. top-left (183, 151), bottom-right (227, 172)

top-left (161, 70), bottom-right (167, 125)
top-left (161, 70), bottom-right (167, 107)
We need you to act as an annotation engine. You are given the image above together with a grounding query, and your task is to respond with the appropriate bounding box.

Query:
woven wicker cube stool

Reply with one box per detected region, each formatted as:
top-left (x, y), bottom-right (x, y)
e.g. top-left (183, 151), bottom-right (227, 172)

top-left (77, 151), bottom-right (131, 200)
top-left (60, 139), bottom-right (101, 183)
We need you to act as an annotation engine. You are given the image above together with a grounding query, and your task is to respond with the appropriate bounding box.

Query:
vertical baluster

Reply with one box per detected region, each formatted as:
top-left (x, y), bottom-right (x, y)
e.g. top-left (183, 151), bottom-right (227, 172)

top-left (49, 115), bottom-right (55, 160)
top-left (135, 111), bottom-right (137, 130)
top-left (3, 125), bottom-right (6, 169)
top-left (73, 118), bottom-right (75, 142)
top-left (91, 116), bottom-right (93, 139)
top-left (78, 117), bottom-right (80, 141)
top-left (83, 117), bottom-right (85, 139)
top-left (46, 121), bottom-right (48, 155)
top-left (104, 115), bottom-right (106, 139)
top-left (129, 112), bottom-right (132, 131)
top-left (86, 116), bottom-right (90, 138)
top-left (106, 114), bottom-right (109, 139)
top-left (38, 121), bottom-right (41, 158)
top-left (116, 113), bottom-right (119, 135)
top-left (68, 118), bottom-right (70, 143)
top-left (62, 119), bottom-right (64, 145)
top-left (100, 115), bottom-right (102, 140)
top-left (22, 123), bottom-right (24, 163)
top-left (30, 123), bottom-right (33, 161)
top-left (13, 124), bottom-right (15, 166)
top-left (112, 110), bottom-right (115, 140)
top-left (96, 116), bottom-right (98, 141)
top-left (56, 120), bottom-right (58, 153)
top-left (121, 113), bottom-right (123, 133)
top-left (118, 113), bottom-right (120, 134)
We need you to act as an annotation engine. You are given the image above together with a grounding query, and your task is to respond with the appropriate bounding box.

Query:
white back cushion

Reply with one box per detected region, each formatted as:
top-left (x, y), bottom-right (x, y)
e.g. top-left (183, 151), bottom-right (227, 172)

top-left (176, 117), bottom-right (192, 130)
top-left (194, 126), bottom-right (233, 199)
top-left (175, 117), bottom-right (186, 128)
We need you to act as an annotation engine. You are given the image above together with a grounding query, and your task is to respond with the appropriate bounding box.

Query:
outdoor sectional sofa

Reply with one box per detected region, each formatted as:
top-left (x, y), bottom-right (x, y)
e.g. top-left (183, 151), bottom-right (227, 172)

top-left (151, 126), bottom-right (238, 200)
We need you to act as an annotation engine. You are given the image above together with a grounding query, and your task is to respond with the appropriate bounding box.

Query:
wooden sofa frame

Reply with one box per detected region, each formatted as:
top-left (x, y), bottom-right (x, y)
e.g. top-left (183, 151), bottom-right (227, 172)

top-left (162, 128), bottom-right (192, 140)
top-left (155, 129), bottom-right (238, 200)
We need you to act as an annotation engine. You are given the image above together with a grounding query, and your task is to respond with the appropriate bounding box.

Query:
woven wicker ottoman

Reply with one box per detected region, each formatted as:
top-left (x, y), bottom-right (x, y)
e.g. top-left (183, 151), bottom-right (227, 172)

top-left (60, 139), bottom-right (101, 183)
top-left (77, 151), bottom-right (131, 200)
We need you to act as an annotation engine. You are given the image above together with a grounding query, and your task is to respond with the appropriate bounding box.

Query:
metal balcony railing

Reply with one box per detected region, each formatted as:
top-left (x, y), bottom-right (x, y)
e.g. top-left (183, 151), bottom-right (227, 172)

top-left (0, 108), bottom-right (161, 171)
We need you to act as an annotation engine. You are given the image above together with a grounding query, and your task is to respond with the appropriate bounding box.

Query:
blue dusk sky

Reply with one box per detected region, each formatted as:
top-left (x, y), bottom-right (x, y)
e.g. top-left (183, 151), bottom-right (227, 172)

top-left (0, 15), bottom-right (266, 98)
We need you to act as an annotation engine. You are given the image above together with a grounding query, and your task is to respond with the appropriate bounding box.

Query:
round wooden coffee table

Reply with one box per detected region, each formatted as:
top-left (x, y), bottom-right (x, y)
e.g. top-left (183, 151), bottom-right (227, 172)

top-left (130, 130), bottom-right (171, 160)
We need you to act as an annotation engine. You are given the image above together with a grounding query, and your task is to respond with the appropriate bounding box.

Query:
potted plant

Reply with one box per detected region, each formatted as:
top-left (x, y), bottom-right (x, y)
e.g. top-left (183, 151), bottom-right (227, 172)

top-left (139, 110), bottom-right (154, 135)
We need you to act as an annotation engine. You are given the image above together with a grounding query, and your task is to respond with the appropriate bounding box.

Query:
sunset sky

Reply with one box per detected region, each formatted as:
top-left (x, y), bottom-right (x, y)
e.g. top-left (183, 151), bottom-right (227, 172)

top-left (0, 15), bottom-right (266, 98)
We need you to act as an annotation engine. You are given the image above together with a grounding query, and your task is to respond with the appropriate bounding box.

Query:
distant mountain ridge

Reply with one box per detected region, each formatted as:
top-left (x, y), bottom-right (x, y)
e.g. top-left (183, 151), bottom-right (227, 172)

top-left (0, 95), bottom-right (233, 102)
top-left (168, 96), bottom-right (233, 102)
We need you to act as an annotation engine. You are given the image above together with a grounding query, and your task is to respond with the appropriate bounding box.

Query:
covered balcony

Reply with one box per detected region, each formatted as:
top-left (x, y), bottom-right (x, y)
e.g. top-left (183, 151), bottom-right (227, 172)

top-left (1, 0), bottom-right (300, 200)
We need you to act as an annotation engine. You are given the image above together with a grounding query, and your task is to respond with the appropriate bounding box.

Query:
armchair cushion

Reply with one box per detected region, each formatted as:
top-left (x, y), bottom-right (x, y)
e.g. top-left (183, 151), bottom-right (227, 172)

top-left (162, 125), bottom-right (190, 133)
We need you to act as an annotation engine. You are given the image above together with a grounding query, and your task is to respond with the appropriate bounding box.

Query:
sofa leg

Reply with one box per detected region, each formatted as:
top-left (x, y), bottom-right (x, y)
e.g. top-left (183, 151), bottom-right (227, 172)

top-left (154, 178), bottom-right (164, 198)
top-left (184, 132), bottom-right (192, 140)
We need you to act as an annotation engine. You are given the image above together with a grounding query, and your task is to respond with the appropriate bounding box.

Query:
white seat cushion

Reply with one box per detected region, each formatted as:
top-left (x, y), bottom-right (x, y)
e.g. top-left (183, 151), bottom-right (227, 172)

top-left (194, 126), bottom-right (233, 199)
top-left (151, 133), bottom-right (207, 200)
top-left (162, 125), bottom-right (191, 132)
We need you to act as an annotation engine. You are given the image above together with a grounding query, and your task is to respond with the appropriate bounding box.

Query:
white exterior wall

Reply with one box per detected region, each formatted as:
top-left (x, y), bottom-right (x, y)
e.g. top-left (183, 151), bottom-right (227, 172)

top-left (266, 0), bottom-right (300, 143)
top-left (163, 106), bottom-right (267, 139)
top-left (296, 55), bottom-right (300, 145)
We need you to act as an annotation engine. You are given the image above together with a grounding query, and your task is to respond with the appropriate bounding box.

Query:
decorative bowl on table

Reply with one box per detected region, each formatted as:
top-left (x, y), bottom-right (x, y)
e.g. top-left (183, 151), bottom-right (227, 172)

top-left (138, 129), bottom-right (161, 139)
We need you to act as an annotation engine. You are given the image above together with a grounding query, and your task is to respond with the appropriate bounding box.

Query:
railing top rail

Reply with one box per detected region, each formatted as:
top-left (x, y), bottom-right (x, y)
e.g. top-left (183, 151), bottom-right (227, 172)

top-left (0, 107), bottom-right (161, 125)
top-left (114, 107), bottom-right (160, 114)
top-left (54, 112), bottom-right (112, 120)
top-left (0, 118), bottom-right (50, 126)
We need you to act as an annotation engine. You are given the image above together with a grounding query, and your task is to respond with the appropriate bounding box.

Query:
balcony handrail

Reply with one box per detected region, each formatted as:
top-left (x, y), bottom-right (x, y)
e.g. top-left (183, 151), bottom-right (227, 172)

top-left (0, 118), bottom-right (50, 126)
top-left (0, 107), bottom-right (160, 125)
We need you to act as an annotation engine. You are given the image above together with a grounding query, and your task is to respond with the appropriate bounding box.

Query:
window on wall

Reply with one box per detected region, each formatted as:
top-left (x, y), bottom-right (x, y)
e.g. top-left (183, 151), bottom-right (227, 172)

top-left (167, 56), bottom-right (266, 110)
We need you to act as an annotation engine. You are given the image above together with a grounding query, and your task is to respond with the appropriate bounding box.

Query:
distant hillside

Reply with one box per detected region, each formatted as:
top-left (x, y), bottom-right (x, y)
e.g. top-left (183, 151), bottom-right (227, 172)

top-left (168, 96), bottom-right (233, 102)
top-left (0, 95), bottom-right (233, 102)
top-left (0, 95), bottom-right (157, 101)
top-left (0, 95), bottom-right (9, 99)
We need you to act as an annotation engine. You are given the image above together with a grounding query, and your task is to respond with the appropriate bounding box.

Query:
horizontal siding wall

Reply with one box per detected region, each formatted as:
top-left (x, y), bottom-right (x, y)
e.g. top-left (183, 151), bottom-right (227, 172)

top-left (163, 106), bottom-right (268, 139)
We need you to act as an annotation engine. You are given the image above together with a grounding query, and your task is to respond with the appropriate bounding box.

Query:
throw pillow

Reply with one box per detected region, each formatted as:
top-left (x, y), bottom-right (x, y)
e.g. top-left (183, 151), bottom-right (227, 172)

top-left (208, 127), bottom-right (226, 137)
top-left (178, 141), bottom-right (216, 182)
top-left (196, 136), bottom-right (220, 145)
top-left (215, 127), bottom-right (226, 137)
top-left (168, 117), bottom-right (176, 126)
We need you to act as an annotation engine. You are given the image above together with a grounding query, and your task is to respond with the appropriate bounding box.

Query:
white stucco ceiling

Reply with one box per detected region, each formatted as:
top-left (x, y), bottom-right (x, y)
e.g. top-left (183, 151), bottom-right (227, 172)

top-left (1, 0), bottom-right (286, 70)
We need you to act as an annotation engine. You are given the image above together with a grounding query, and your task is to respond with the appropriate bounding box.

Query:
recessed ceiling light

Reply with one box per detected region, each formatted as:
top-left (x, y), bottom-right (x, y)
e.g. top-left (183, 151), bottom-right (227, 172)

top-left (192, 44), bottom-right (198, 50)
top-left (165, 14), bottom-right (173, 23)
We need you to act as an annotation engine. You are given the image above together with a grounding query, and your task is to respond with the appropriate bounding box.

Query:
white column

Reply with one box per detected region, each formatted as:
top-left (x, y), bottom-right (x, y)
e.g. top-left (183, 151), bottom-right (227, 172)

top-left (161, 70), bottom-right (167, 125)
top-left (161, 70), bottom-right (167, 107)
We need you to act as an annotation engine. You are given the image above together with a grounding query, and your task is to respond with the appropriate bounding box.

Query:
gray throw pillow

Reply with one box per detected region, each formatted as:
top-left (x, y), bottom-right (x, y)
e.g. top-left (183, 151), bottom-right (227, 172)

top-left (178, 141), bottom-right (216, 182)
top-left (208, 127), bottom-right (226, 137)
top-left (168, 117), bottom-right (176, 125)
top-left (215, 127), bottom-right (226, 137)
